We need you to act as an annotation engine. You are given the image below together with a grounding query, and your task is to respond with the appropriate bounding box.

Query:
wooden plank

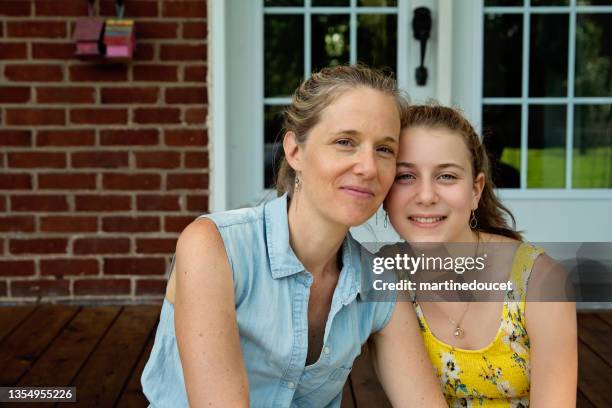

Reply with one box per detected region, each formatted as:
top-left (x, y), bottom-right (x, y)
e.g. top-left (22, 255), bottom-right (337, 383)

top-left (0, 305), bottom-right (79, 386)
top-left (596, 312), bottom-right (612, 327)
top-left (18, 307), bottom-right (121, 387)
top-left (578, 340), bottom-right (612, 407)
top-left (0, 306), bottom-right (36, 344)
top-left (578, 314), bottom-right (612, 367)
top-left (58, 306), bottom-right (159, 408)
top-left (115, 331), bottom-right (155, 408)
top-left (340, 376), bottom-right (356, 408)
top-left (350, 345), bottom-right (392, 408)
top-left (577, 389), bottom-right (596, 408)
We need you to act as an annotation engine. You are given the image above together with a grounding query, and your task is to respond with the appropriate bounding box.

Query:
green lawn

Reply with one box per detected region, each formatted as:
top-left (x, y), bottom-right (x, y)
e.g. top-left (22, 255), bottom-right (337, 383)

top-left (500, 147), bottom-right (612, 188)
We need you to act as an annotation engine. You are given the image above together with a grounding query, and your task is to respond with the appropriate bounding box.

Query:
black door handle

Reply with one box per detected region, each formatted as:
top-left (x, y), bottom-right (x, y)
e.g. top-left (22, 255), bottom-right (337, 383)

top-left (412, 7), bottom-right (432, 86)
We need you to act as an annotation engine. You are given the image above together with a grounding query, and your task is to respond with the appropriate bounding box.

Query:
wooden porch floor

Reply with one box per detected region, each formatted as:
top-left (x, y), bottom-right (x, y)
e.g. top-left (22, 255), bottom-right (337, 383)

top-left (0, 306), bottom-right (610, 407)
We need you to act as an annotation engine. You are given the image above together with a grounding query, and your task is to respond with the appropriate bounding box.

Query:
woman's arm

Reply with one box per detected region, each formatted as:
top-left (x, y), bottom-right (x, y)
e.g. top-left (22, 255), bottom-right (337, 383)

top-left (526, 254), bottom-right (577, 407)
top-left (174, 218), bottom-right (249, 407)
top-left (370, 301), bottom-right (447, 407)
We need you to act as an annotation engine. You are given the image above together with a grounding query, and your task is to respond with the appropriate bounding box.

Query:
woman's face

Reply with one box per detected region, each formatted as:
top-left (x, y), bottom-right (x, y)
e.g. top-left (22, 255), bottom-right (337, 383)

top-left (386, 126), bottom-right (484, 243)
top-left (291, 87), bottom-right (401, 227)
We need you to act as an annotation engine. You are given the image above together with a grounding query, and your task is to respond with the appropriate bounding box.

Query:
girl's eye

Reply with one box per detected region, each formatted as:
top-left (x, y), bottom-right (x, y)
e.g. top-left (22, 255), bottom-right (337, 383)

top-left (438, 174), bottom-right (457, 181)
top-left (336, 139), bottom-right (353, 147)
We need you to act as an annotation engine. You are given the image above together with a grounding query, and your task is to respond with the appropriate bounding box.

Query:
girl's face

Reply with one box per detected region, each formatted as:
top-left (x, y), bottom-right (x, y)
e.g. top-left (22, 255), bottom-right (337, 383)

top-left (386, 126), bottom-right (484, 243)
top-left (287, 87), bottom-right (401, 227)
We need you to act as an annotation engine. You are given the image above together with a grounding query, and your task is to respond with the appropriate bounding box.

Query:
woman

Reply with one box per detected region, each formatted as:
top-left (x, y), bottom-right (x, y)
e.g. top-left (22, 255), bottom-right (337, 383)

top-left (142, 66), bottom-right (446, 407)
top-left (385, 104), bottom-right (577, 407)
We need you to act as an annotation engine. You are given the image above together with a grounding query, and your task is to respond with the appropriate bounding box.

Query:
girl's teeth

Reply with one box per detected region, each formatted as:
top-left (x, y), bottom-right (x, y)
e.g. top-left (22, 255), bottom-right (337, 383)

top-left (412, 217), bottom-right (444, 223)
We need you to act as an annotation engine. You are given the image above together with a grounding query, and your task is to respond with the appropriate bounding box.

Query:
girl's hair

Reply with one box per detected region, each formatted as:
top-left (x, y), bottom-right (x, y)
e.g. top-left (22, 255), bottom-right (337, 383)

top-left (402, 104), bottom-right (523, 241)
top-left (275, 64), bottom-right (409, 197)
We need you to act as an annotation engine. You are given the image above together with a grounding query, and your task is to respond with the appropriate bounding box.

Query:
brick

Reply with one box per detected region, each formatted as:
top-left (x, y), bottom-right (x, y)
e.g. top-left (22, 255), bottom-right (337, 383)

top-left (134, 108), bottom-right (180, 124)
top-left (184, 65), bottom-right (207, 82)
top-left (11, 195), bottom-right (69, 212)
top-left (133, 65), bottom-right (178, 82)
top-left (0, 198), bottom-right (5, 211)
top-left (104, 257), bottom-right (166, 275)
top-left (8, 152), bottom-right (66, 168)
top-left (163, 1), bottom-right (206, 18)
top-left (102, 174), bottom-right (161, 190)
top-left (71, 151), bottom-right (129, 168)
top-left (164, 216), bottom-right (196, 233)
top-left (38, 173), bottom-right (97, 189)
top-left (7, 21), bottom-right (66, 38)
top-left (100, 129), bottom-right (159, 146)
top-left (6, 108), bottom-right (65, 126)
top-left (185, 107), bottom-right (207, 124)
top-left (186, 195), bottom-right (209, 212)
top-left (32, 42), bottom-right (75, 59)
top-left (0, 282), bottom-right (6, 297)
top-left (0, 129), bottom-right (32, 146)
top-left (160, 44), bottom-right (206, 61)
top-left (37, 87), bottom-right (95, 104)
top-left (0, 1), bottom-right (31, 16)
top-left (133, 43), bottom-right (155, 61)
top-left (101, 87), bottom-right (158, 104)
top-left (0, 42), bottom-right (27, 59)
top-left (12, 280), bottom-right (70, 297)
top-left (69, 65), bottom-right (128, 82)
top-left (70, 108), bottom-right (127, 125)
top-left (183, 22), bottom-right (207, 39)
top-left (0, 87), bottom-right (30, 103)
top-left (37, 129), bottom-right (95, 146)
top-left (0, 260), bottom-right (35, 277)
top-left (0, 174), bottom-right (31, 189)
top-left (166, 87), bottom-right (207, 104)
top-left (40, 216), bottom-right (98, 232)
top-left (73, 238), bottom-right (130, 254)
top-left (136, 194), bottom-right (180, 211)
top-left (35, 0), bottom-right (88, 16)
top-left (167, 173), bottom-right (208, 190)
top-left (102, 216), bottom-right (160, 232)
top-left (0, 216), bottom-right (35, 232)
top-left (136, 238), bottom-right (176, 254)
top-left (185, 151), bottom-right (209, 168)
top-left (165, 129), bottom-right (207, 146)
top-left (136, 22), bottom-right (178, 39)
top-left (100, 0), bottom-right (158, 17)
top-left (10, 238), bottom-right (68, 254)
top-left (134, 151), bottom-right (180, 169)
top-left (40, 259), bottom-right (99, 276)
top-left (135, 279), bottom-right (167, 295)
top-left (75, 195), bottom-right (131, 212)
top-left (74, 278), bottom-right (130, 295)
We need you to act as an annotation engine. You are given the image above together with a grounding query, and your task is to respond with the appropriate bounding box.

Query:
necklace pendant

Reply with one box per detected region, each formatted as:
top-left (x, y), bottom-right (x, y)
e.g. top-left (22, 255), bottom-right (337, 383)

top-left (453, 327), bottom-right (465, 338)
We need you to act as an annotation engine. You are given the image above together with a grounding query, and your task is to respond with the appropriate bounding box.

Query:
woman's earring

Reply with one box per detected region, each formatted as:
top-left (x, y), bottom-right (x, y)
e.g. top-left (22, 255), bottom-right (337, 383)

top-left (470, 210), bottom-right (478, 229)
top-left (294, 173), bottom-right (301, 192)
top-left (384, 211), bottom-right (389, 228)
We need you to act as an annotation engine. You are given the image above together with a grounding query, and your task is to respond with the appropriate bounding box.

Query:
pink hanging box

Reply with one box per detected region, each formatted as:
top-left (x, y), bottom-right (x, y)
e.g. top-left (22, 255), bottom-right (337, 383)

top-left (74, 1), bottom-right (105, 59)
top-left (103, 0), bottom-right (135, 60)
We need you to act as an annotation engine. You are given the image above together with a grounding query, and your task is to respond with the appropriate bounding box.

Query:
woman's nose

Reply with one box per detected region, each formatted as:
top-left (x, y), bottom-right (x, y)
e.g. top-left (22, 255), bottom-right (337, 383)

top-left (353, 149), bottom-right (378, 179)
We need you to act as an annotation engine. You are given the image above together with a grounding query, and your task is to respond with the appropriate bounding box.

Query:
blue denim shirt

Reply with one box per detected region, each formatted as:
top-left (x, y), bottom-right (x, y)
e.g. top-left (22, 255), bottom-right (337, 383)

top-left (141, 194), bottom-right (395, 408)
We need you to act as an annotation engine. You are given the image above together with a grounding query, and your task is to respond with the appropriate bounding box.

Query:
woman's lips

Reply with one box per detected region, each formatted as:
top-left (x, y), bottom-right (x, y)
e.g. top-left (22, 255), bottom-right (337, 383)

top-left (340, 186), bottom-right (375, 199)
top-left (408, 215), bottom-right (447, 228)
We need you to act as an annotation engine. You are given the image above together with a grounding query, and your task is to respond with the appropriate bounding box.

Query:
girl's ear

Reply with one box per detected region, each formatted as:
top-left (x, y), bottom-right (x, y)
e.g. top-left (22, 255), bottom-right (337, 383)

top-left (283, 131), bottom-right (302, 172)
top-left (472, 172), bottom-right (485, 210)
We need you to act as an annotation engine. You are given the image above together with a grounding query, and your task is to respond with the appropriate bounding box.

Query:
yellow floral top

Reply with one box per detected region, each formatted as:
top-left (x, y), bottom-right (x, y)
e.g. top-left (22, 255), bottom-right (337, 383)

top-left (414, 243), bottom-right (544, 408)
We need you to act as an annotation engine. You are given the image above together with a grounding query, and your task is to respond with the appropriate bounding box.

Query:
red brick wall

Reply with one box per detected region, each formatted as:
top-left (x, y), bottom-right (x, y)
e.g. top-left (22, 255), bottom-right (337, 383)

top-left (0, 0), bottom-right (209, 303)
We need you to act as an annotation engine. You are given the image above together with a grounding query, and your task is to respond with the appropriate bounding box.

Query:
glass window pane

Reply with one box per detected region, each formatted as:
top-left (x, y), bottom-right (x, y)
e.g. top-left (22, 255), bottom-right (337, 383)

top-left (264, 105), bottom-right (288, 189)
top-left (485, 0), bottom-right (523, 5)
top-left (575, 14), bottom-right (612, 97)
top-left (527, 105), bottom-right (567, 188)
top-left (265, 15), bottom-right (304, 97)
top-left (482, 105), bottom-right (522, 188)
top-left (312, 14), bottom-right (350, 70)
top-left (358, 0), bottom-right (397, 6)
top-left (531, 0), bottom-right (569, 5)
top-left (483, 14), bottom-right (523, 97)
top-left (578, 0), bottom-right (612, 4)
top-left (312, 0), bottom-right (349, 6)
top-left (265, 0), bottom-right (304, 6)
top-left (529, 14), bottom-right (569, 97)
top-left (573, 105), bottom-right (612, 188)
top-left (357, 14), bottom-right (397, 72)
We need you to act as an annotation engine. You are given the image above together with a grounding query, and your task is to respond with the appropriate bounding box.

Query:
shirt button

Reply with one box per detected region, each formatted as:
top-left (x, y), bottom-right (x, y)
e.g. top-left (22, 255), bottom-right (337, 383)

top-left (323, 346), bottom-right (331, 355)
top-left (287, 381), bottom-right (296, 389)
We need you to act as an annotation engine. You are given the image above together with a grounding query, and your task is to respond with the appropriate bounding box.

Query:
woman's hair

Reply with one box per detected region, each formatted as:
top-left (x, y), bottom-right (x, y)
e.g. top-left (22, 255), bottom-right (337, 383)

top-left (402, 104), bottom-right (523, 241)
top-left (275, 64), bottom-right (408, 197)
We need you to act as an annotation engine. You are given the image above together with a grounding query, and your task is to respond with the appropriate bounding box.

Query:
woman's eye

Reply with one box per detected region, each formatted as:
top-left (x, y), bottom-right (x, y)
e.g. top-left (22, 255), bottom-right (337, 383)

top-left (395, 173), bottom-right (415, 181)
top-left (377, 146), bottom-right (395, 155)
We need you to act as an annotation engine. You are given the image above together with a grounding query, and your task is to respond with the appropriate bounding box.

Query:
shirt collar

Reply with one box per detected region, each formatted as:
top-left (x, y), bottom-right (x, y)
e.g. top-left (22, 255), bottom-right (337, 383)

top-left (264, 194), bottom-right (363, 300)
